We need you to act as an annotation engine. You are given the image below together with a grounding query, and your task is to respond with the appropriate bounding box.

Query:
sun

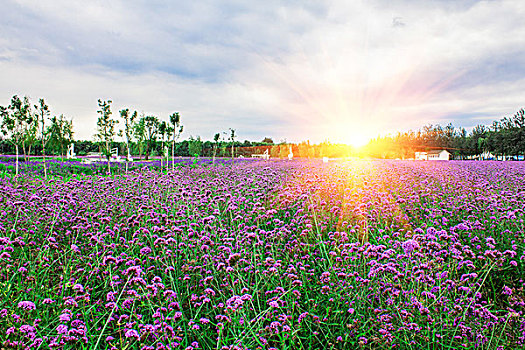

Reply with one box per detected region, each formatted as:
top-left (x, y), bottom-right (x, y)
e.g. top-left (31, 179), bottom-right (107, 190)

top-left (345, 133), bottom-right (370, 148)
top-left (327, 119), bottom-right (373, 148)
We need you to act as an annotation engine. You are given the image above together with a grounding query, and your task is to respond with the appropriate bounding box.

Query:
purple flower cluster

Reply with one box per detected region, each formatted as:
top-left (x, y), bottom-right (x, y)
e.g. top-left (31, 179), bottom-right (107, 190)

top-left (17, 301), bottom-right (36, 311)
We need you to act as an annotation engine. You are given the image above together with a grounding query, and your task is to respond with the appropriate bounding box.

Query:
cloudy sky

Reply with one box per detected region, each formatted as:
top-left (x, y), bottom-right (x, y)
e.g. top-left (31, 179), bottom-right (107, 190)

top-left (1, 0), bottom-right (524, 145)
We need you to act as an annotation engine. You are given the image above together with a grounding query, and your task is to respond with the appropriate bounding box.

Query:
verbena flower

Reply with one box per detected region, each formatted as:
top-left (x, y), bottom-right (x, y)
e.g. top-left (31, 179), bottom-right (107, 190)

top-left (17, 301), bottom-right (35, 311)
top-left (402, 239), bottom-right (419, 254)
top-left (56, 325), bottom-right (68, 335)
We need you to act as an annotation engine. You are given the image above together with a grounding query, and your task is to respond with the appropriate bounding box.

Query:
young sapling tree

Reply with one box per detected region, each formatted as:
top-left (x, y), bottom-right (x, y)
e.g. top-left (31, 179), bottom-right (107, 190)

top-left (213, 132), bottom-right (220, 165)
top-left (119, 108), bottom-right (137, 172)
top-left (229, 128), bottom-right (236, 164)
top-left (143, 115), bottom-right (159, 160)
top-left (134, 115), bottom-right (146, 160)
top-left (96, 99), bottom-right (118, 174)
top-left (159, 120), bottom-right (167, 170)
top-left (169, 112), bottom-right (183, 171)
top-left (35, 98), bottom-right (51, 178)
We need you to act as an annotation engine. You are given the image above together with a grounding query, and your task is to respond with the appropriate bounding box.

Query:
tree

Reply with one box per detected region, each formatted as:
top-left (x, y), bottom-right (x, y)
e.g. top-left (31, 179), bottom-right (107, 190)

top-left (169, 112), bottom-right (183, 170)
top-left (443, 123), bottom-right (456, 149)
top-left (143, 115), bottom-right (159, 160)
top-left (0, 95), bottom-right (32, 176)
top-left (48, 115), bottom-right (74, 158)
top-left (22, 106), bottom-right (37, 162)
top-left (176, 139), bottom-right (190, 157)
top-left (35, 99), bottom-right (51, 178)
top-left (212, 132), bottom-right (220, 164)
top-left (262, 137), bottom-right (274, 144)
top-left (188, 135), bottom-right (203, 156)
top-left (119, 108), bottom-right (137, 172)
top-left (133, 116), bottom-right (146, 160)
top-left (95, 99), bottom-right (118, 173)
top-left (229, 128), bottom-right (236, 163)
top-left (119, 109), bottom-right (137, 160)
top-left (507, 109), bottom-right (525, 159)
top-left (484, 109), bottom-right (525, 160)
top-left (158, 120), bottom-right (167, 169)
top-left (469, 125), bottom-right (488, 159)
top-left (164, 123), bottom-right (174, 172)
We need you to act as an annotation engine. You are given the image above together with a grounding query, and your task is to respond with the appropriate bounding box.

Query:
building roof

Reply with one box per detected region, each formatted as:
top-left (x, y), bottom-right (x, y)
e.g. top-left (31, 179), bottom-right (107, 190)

top-left (427, 149), bottom-right (449, 155)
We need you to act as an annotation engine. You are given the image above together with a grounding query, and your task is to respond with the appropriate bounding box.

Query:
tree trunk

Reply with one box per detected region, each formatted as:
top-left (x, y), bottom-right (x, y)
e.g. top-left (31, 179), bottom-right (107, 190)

top-left (22, 140), bottom-right (28, 162)
top-left (106, 139), bottom-right (111, 174)
top-left (42, 138), bottom-right (47, 179)
top-left (160, 141), bottom-right (163, 171)
top-left (172, 139), bottom-right (175, 171)
top-left (15, 144), bottom-right (19, 177)
top-left (125, 140), bottom-right (130, 173)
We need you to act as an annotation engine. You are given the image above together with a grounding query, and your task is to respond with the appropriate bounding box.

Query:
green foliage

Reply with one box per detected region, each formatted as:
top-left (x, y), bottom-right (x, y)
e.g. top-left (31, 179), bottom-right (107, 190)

top-left (0, 95), bottom-right (34, 175)
top-left (95, 99), bottom-right (118, 160)
top-left (133, 117), bottom-right (146, 159)
top-left (1, 95), bottom-right (32, 146)
top-left (188, 135), bottom-right (203, 156)
top-left (169, 112), bottom-right (183, 143)
top-left (47, 114), bottom-right (74, 156)
top-left (119, 108), bottom-right (137, 159)
top-left (169, 112), bottom-right (183, 169)
top-left (34, 98), bottom-right (51, 178)
top-left (143, 115), bottom-right (159, 160)
top-left (2, 93), bottom-right (524, 162)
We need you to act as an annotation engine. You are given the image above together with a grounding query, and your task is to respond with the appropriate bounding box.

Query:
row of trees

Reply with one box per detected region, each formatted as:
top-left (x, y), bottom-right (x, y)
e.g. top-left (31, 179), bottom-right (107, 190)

top-left (0, 130), bottom-right (276, 159)
top-left (93, 100), bottom-right (246, 171)
top-left (364, 108), bottom-right (525, 160)
top-left (93, 99), bottom-right (185, 173)
top-left (0, 95), bottom-right (249, 174)
top-left (488, 109), bottom-right (525, 158)
top-left (0, 96), bottom-right (73, 176)
top-left (2, 94), bottom-right (524, 168)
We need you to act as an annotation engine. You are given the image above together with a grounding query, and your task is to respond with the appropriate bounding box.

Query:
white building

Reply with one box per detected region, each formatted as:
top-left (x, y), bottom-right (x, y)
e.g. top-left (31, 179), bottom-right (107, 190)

top-left (415, 151), bottom-right (427, 160)
top-left (415, 149), bottom-right (450, 161)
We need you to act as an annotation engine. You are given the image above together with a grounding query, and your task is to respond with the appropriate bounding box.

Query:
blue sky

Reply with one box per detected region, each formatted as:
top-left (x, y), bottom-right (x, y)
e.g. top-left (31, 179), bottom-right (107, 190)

top-left (1, 0), bottom-right (524, 144)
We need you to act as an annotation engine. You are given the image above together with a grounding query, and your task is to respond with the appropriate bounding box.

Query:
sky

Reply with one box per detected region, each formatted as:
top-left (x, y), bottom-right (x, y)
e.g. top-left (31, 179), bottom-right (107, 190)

top-left (1, 0), bottom-right (524, 146)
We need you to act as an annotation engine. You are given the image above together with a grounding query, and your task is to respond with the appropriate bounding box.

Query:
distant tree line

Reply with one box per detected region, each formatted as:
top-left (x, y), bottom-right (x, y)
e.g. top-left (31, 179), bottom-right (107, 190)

top-left (0, 95), bottom-right (273, 164)
top-left (364, 108), bottom-right (525, 160)
top-left (2, 94), bottom-right (524, 163)
top-left (0, 135), bottom-right (280, 157)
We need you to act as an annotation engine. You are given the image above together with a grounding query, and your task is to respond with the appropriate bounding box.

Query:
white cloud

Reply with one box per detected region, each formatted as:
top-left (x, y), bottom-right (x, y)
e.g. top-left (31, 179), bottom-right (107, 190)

top-left (1, 0), bottom-right (524, 143)
top-left (0, 60), bottom-right (286, 141)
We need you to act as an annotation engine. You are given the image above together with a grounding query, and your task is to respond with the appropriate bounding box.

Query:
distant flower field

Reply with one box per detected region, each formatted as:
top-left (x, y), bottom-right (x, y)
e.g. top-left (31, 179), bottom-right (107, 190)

top-left (0, 157), bottom-right (250, 177)
top-left (0, 160), bottom-right (524, 349)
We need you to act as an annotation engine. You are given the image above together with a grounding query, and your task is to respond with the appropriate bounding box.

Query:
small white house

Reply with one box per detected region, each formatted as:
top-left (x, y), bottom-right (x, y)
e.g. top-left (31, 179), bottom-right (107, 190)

top-left (415, 150), bottom-right (450, 161)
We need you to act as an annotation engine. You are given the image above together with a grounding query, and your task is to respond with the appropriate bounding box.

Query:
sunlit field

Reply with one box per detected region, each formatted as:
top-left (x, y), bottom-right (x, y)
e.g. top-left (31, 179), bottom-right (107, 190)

top-left (0, 157), bottom-right (251, 178)
top-left (1, 160), bottom-right (524, 349)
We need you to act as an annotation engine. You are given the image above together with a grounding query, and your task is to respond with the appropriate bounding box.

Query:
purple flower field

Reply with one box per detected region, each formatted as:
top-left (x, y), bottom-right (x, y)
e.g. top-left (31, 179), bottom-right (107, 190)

top-left (1, 160), bottom-right (524, 349)
top-left (0, 157), bottom-right (252, 177)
